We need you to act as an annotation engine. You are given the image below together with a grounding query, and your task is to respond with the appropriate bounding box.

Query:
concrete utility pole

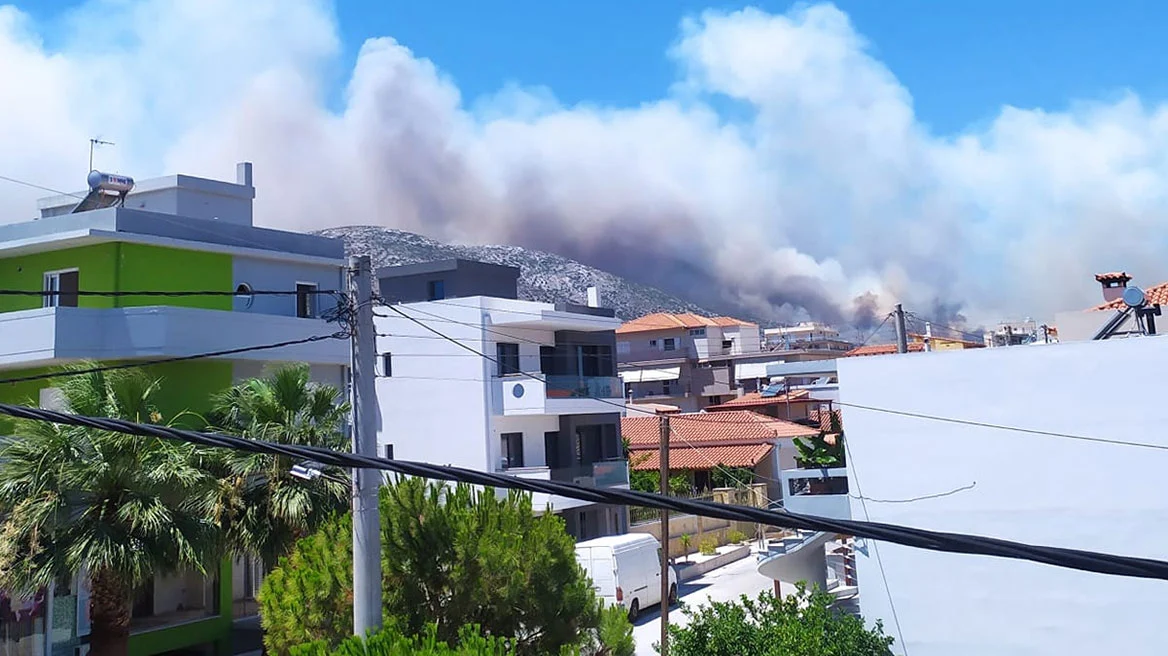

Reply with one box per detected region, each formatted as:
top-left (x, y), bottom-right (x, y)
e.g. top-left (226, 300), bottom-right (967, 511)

top-left (349, 255), bottom-right (382, 637)
top-left (893, 304), bottom-right (908, 354)
top-left (658, 414), bottom-right (671, 655)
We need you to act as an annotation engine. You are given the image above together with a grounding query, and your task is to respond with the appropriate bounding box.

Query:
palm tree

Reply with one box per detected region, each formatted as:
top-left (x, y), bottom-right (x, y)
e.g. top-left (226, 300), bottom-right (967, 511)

top-left (206, 363), bottom-right (350, 572)
top-left (0, 366), bottom-right (218, 656)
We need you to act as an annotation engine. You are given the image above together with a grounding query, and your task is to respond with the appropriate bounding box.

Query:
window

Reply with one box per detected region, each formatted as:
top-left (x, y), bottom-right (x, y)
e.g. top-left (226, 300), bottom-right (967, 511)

top-left (496, 342), bottom-right (520, 376)
top-left (235, 283), bottom-right (255, 309)
top-left (427, 279), bottom-right (446, 301)
top-left (662, 381), bottom-right (673, 396)
top-left (649, 339), bottom-right (658, 347)
top-left (501, 433), bottom-right (524, 468)
top-left (722, 339), bottom-right (733, 350)
top-left (296, 283), bottom-right (318, 318)
top-left (544, 432), bottom-right (561, 469)
top-left (688, 327), bottom-right (706, 337)
top-left (43, 269), bottom-right (79, 308)
top-left (663, 338), bottom-right (676, 351)
top-left (381, 353), bottom-right (392, 377)
top-left (384, 444), bottom-right (395, 460)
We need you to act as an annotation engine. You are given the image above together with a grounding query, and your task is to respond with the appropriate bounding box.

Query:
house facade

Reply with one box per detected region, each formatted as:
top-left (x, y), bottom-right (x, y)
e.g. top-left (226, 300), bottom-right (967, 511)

top-left (374, 259), bottom-right (630, 540)
top-left (621, 410), bottom-right (818, 502)
top-left (617, 313), bottom-right (792, 411)
top-left (0, 163), bottom-right (349, 656)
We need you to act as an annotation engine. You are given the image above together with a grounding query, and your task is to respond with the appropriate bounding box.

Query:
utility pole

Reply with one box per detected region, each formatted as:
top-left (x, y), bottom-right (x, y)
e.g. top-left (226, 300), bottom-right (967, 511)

top-left (893, 304), bottom-right (908, 354)
top-left (658, 414), bottom-right (671, 655)
top-left (349, 255), bottom-right (382, 637)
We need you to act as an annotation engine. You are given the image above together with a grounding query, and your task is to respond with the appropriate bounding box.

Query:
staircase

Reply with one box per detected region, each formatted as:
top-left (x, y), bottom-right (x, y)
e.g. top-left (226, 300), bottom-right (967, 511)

top-left (757, 532), bottom-right (860, 612)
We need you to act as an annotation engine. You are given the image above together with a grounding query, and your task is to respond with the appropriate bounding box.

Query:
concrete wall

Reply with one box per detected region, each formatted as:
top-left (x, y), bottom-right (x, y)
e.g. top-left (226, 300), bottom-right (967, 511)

top-left (838, 337), bottom-right (1168, 656)
top-left (232, 257), bottom-right (344, 317)
top-left (631, 513), bottom-right (733, 559)
top-left (377, 260), bottom-right (520, 303)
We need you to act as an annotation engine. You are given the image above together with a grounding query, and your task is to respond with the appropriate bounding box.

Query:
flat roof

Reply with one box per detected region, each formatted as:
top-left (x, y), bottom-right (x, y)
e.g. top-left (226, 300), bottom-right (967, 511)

top-left (0, 207), bottom-right (344, 262)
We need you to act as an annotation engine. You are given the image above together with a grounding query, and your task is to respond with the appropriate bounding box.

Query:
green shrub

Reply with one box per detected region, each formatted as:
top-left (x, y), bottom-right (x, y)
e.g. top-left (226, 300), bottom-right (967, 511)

top-left (669, 584), bottom-right (894, 656)
top-left (260, 477), bottom-right (632, 656)
top-left (291, 624), bottom-right (513, 656)
top-left (698, 538), bottom-right (717, 556)
top-left (726, 530), bottom-right (748, 544)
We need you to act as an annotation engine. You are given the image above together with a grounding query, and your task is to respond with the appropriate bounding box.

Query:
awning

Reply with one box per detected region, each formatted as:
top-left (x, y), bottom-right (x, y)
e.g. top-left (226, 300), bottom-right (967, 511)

top-left (619, 366), bottom-right (681, 383)
top-left (735, 361), bottom-right (785, 380)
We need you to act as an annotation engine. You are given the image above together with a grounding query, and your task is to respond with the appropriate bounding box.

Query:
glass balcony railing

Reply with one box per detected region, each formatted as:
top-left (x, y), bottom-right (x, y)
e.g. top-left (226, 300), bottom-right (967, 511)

top-left (550, 459), bottom-right (629, 487)
top-left (544, 375), bottom-right (622, 399)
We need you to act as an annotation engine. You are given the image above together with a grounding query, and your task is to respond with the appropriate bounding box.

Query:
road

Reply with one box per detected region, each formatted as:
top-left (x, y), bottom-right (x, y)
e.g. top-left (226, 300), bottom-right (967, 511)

top-left (630, 554), bottom-right (796, 656)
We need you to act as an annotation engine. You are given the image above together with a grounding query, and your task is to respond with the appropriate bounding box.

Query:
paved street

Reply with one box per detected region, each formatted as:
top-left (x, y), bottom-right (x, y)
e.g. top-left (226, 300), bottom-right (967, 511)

top-left (630, 553), bottom-right (795, 656)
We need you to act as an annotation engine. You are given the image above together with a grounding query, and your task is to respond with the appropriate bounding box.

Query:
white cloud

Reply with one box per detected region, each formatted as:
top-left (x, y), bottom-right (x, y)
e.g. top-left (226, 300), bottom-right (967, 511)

top-left (3, 0), bottom-right (1168, 325)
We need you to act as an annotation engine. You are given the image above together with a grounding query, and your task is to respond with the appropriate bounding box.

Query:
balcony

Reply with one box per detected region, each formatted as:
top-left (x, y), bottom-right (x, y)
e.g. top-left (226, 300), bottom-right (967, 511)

top-left (0, 306), bottom-right (349, 369)
top-left (497, 460), bottom-right (629, 513)
top-left (779, 467), bottom-right (851, 521)
top-left (493, 375), bottom-right (624, 416)
top-left (618, 345), bottom-right (693, 364)
top-left (550, 458), bottom-right (630, 488)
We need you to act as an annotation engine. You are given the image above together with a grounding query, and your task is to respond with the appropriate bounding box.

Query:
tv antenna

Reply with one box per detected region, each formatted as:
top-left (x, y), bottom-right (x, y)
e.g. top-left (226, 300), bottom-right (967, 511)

top-left (89, 138), bottom-right (114, 173)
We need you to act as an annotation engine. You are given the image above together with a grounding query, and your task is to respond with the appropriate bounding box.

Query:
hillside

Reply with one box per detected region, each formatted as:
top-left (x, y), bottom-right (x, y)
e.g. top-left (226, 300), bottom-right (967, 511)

top-left (316, 226), bottom-right (723, 320)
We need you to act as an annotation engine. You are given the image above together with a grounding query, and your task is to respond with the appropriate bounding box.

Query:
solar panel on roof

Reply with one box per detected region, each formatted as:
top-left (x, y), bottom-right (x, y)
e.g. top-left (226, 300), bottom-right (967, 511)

top-left (761, 383), bottom-right (785, 397)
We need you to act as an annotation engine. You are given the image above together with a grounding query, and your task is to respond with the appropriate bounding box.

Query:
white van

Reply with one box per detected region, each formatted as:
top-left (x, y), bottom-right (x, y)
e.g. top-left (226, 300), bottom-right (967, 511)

top-left (576, 534), bottom-right (678, 620)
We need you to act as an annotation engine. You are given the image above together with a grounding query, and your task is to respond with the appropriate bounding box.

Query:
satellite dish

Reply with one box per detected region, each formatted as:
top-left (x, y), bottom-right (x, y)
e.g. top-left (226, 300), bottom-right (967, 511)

top-left (1123, 286), bottom-right (1146, 308)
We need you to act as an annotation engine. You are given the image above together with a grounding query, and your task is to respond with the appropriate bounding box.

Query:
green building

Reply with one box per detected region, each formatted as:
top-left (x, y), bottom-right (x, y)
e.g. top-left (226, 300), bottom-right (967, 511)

top-left (0, 163), bottom-right (349, 656)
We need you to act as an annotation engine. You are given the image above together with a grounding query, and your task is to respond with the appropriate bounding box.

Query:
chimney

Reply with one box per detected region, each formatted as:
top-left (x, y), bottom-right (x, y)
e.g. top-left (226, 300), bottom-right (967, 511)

top-left (236, 162), bottom-right (253, 187)
top-left (586, 286), bottom-right (600, 308)
top-left (1095, 271), bottom-right (1131, 303)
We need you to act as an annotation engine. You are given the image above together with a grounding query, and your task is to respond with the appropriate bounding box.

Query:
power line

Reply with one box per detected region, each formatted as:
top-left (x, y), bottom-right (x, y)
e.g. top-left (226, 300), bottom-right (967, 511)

top-left (2, 401), bottom-right (1168, 583)
top-left (836, 401), bottom-right (1168, 453)
top-left (0, 174), bottom-right (81, 198)
top-left (0, 333), bottom-right (347, 387)
top-left (850, 481), bottom-right (977, 504)
top-left (844, 438), bottom-right (908, 653)
top-left (0, 289), bottom-right (339, 297)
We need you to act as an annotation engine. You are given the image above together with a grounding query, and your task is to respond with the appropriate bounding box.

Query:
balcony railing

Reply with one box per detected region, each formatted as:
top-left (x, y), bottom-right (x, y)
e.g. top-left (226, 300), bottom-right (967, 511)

top-left (779, 467), bottom-right (851, 521)
top-left (545, 375), bottom-right (622, 399)
top-left (550, 459), bottom-right (629, 487)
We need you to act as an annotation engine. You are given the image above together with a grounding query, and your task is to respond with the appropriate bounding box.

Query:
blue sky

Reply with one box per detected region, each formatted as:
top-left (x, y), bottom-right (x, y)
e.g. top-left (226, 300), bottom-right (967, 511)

top-left (326, 0), bottom-right (1168, 135)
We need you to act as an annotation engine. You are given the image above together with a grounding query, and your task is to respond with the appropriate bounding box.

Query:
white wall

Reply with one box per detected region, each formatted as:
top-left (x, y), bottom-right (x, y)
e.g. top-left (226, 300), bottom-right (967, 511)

top-left (838, 338), bottom-right (1168, 656)
top-left (493, 415), bottom-right (560, 469)
top-left (375, 300), bottom-right (492, 471)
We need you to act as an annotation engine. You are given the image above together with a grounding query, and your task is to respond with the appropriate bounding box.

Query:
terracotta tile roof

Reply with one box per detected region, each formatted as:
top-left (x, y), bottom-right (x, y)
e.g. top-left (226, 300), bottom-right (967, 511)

top-left (629, 444), bottom-right (773, 471)
top-left (703, 389), bottom-right (813, 411)
top-left (1095, 272), bottom-right (1131, 283)
top-left (622, 409), bottom-right (817, 448)
top-left (808, 408), bottom-right (842, 432)
top-left (617, 312), bottom-right (758, 335)
top-left (1090, 280), bottom-right (1168, 311)
top-left (842, 343), bottom-right (925, 357)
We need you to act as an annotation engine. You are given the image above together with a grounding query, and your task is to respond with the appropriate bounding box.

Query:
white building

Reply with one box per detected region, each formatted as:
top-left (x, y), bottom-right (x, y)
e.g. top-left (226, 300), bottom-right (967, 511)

top-left (837, 337), bottom-right (1168, 655)
top-left (374, 259), bottom-right (631, 539)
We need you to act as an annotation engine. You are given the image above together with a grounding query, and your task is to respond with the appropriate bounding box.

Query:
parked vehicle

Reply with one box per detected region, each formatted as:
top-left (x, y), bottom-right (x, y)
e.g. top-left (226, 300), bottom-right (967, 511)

top-left (575, 534), bottom-right (678, 620)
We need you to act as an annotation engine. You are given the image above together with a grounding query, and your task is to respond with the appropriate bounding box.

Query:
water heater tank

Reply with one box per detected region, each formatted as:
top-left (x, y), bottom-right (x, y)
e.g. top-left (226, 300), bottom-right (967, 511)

top-left (86, 170), bottom-right (134, 194)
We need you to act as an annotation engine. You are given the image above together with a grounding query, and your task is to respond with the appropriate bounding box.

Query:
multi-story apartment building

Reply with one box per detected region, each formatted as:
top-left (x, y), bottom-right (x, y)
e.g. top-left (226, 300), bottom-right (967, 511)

top-left (0, 163), bottom-right (349, 656)
top-left (617, 312), bottom-right (840, 412)
top-left (374, 259), bottom-right (630, 540)
top-left (763, 322), bottom-right (854, 353)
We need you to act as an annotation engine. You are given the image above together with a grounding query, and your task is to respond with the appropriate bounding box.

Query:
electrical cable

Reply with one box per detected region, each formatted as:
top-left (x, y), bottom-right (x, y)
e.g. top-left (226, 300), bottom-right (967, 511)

top-left (844, 438), bottom-right (909, 653)
top-left (836, 401), bottom-right (1168, 453)
top-left (0, 289), bottom-right (339, 298)
top-left (0, 333), bottom-right (347, 387)
top-left (2, 402), bottom-right (1168, 583)
top-left (0, 174), bottom-right (80, 198)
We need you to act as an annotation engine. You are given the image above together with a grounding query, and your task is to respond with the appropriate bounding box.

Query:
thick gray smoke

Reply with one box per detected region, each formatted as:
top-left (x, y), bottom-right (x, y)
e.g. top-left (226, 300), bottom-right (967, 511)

top-left (6, 1), bottom-right (1168, 327)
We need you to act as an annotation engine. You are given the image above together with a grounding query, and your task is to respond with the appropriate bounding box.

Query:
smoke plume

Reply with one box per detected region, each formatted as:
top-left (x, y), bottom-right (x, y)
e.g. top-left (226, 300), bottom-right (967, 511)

top-left (4, 1), bottom-right (1168, 327)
